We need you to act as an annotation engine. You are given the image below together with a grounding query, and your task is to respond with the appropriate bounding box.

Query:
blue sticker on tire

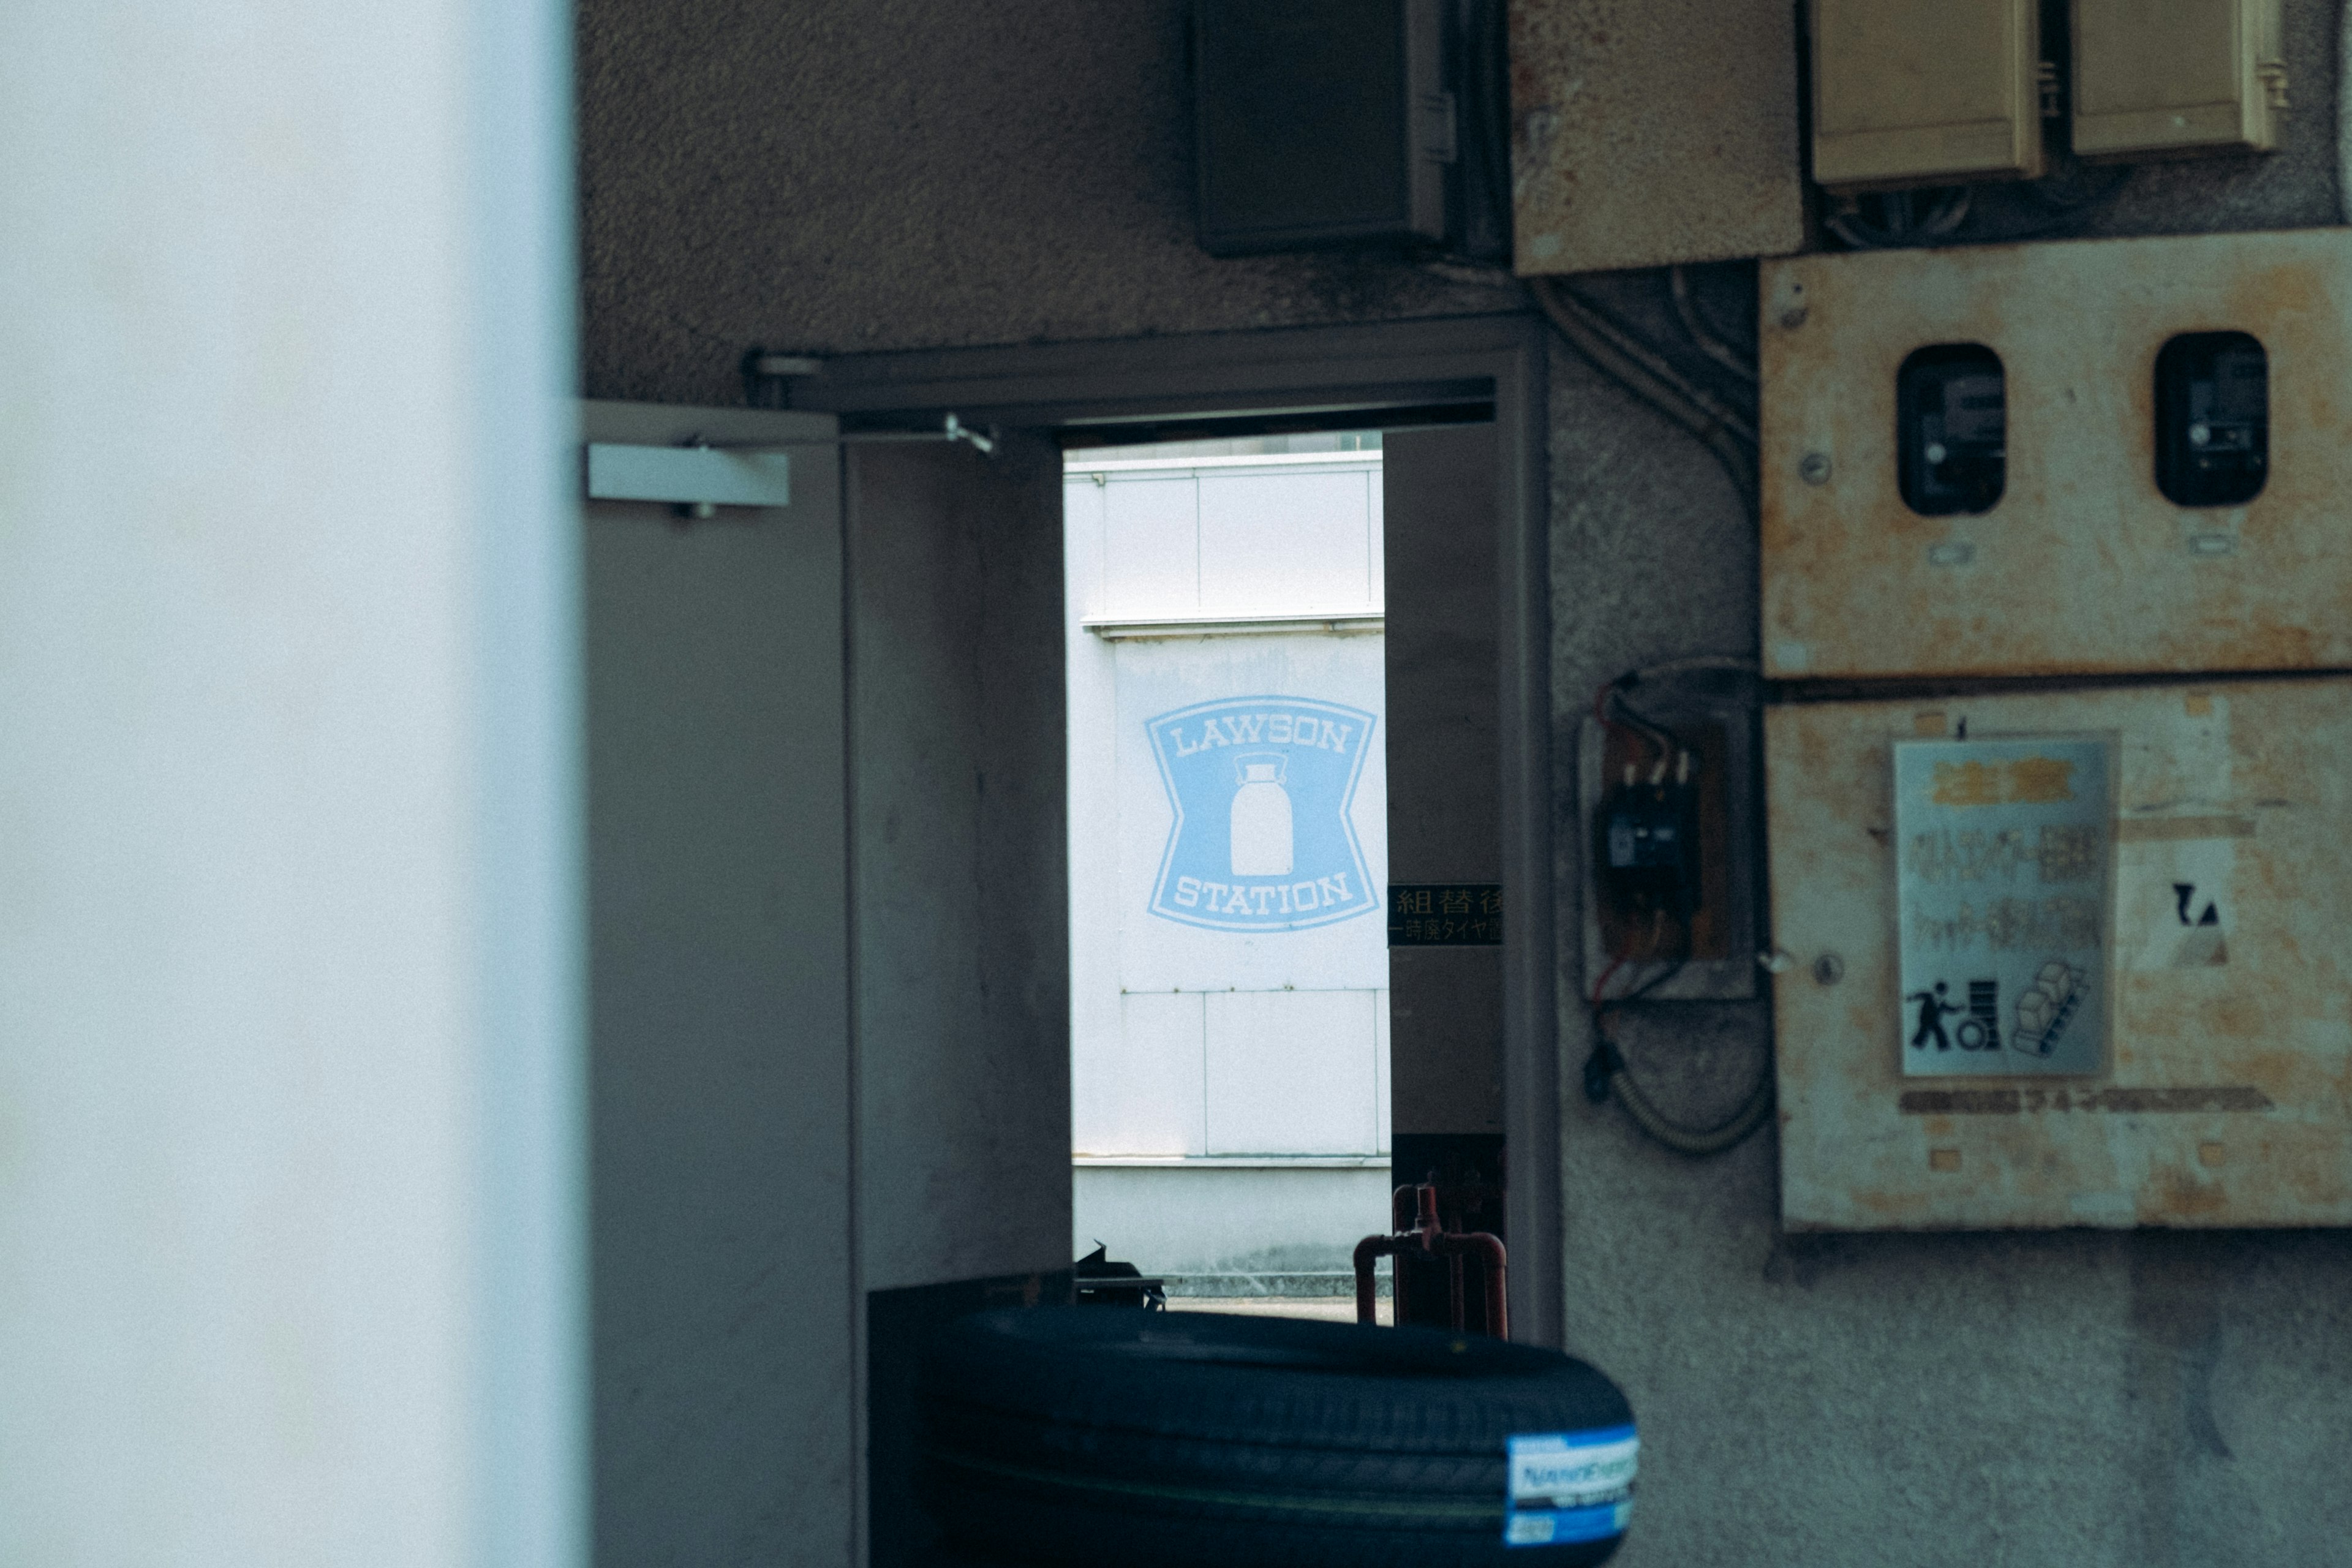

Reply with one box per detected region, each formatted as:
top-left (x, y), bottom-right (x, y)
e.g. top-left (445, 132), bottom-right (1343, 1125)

top-left (1504, 1425), bottom-right (1637, 1547)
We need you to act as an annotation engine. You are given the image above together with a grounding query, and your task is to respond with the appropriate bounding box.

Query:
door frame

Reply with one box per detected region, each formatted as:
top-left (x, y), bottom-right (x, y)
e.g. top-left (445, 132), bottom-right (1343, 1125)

top-left (795, 312), bottom-right (1561, 1346)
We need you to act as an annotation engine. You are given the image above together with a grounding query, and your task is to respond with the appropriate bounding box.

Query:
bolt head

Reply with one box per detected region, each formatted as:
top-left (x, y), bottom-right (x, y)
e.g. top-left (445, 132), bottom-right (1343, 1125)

top-left (1779, 306), bottom-right (1809, 330)
top-left (1812, 953), bottom-right (1845, 986)
top-left (1798, 452), bottom-right (1833, 485)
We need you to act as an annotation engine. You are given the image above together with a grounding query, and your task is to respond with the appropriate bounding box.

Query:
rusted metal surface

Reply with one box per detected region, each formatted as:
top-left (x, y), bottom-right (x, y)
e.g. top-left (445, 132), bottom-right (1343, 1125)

top-left (1766, 679), bottom-right (2352, 1229)
top-left (1354, 1182), bottom-right (1509, 1334)
top-left (1508, 0), bottom-right (1803, 275)
top-left (1758, 228), bottom-right (2352, 680)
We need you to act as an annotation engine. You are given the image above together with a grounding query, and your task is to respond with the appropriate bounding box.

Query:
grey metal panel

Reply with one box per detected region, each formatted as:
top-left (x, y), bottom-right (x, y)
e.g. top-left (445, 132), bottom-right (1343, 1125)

top-left (1510, 0), bottom-right (1803, 271)
top-left (1385, 423), bottom-right (1506, 1139)
top-left (581, 400), bottom-right (855, 1567)
top-left (791, 312), bottom-right (1536, 424)
top-left (848, 437), bottom-right (1075, 1293)
top-left (585, 442), bottom-right (791, 507)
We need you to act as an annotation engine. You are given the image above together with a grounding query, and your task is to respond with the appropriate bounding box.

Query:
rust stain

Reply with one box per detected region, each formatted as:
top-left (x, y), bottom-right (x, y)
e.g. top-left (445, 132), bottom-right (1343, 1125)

top-left (2116, 815), bottom-right (2255, 842)
top-left (1901, 1088), bottom-right (2020, 1115)
top-left (1929, 755), bottom-right (2074, 805)
top-left (1910, 1090), bottom-right (2277, 1114)
top-left (1899, 1085), bottom-right (2272, 1115)
top-left (1513, 0), bottom-right (1802, 273)
top-left (1930, 760), bottom-right (2003, 806)
top-left (1928, 1148), bottom-right (1962, 1172)
top-left (2155, 1166), bottom-right (2229, 1218)
top-left (2005, 756), bottom-right (2076, 804)
top-left (2183, 692), bottom-right (2214, 716)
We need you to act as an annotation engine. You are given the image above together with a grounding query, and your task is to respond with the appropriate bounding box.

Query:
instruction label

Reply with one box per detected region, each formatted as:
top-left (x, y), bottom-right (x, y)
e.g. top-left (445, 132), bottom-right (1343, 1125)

top-left (1894, 736), bottom-right (2112, 1077)
top-left (1388, 883), bottom-right (1502, 946)
top-left (1504, 1426), bottom-right (1637, 1547)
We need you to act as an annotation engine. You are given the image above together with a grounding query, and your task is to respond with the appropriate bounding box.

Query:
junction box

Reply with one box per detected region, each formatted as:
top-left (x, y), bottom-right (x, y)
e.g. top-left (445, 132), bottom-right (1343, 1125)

top-left (1768, 680), bottom-right (2352, 1230)
top-left (1758, 227), bottom-right (2352, 1231)
top-left (1759, 228), bottom-right (2352, 682)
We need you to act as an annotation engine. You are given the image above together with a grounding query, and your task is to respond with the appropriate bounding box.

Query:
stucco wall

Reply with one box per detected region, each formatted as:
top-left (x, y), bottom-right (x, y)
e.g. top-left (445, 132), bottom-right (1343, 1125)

top-left (577, 0), bottom-right (1520, 404)
top-left (1542, 6), bottom-right (2351, 1561)
top-left (578, 1), bottom-right (2352, 1563)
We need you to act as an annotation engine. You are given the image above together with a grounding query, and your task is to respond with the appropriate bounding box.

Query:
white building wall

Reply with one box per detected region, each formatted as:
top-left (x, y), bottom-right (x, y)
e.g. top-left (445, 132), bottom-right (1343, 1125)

top-left (0, 1), bottom-right (580, 1561)
top-left (1066, 450), bottom-right (1392, 1284)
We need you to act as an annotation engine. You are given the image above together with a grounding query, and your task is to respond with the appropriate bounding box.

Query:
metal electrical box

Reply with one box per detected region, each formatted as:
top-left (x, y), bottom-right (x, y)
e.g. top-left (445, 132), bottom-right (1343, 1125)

top-left (1577, 708), bottom-right (1761, 1003)
top-left (2073, 0), bottom-right (2285, 162)
top-left (1193, 0), bottom-right (1450, 255)
top-left (1766, 679), bottom-right (2352, 1231)
top-left (1759, 228), bottom-right (2352, 681)
top-left (1508, 0), bottom-right (1803, 273)
top-left (1809, 0), bottom-right (2045, 192)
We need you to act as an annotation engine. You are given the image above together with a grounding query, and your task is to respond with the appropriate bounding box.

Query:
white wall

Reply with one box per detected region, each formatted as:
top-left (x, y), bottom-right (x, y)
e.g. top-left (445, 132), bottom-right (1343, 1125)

top-left (0, 1), bottom-right (579, 1562)
top-left (1067, 453), bottom-right (1390, 1170)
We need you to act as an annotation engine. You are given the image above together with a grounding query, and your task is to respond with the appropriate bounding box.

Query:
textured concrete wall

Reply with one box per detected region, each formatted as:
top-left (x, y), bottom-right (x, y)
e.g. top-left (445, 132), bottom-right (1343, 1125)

top-left (576, 0), bottom-right (1520, 403)
top-left (848, 437), bottom-right (1076, 1296)
top-left (1547, 6), bottom-right (2352, 1561)
top-left (579, 1), bottom-right (2352, 1562)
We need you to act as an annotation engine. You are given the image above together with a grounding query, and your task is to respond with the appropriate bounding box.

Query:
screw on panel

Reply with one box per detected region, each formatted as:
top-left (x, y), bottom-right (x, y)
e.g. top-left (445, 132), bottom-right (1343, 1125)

top-left (1774, 279), bottom-right (1808, 330)
top-left (1798, 452), bottom-right (1834, 486)
top-left (1812, 954), bottom-right (1844, 986)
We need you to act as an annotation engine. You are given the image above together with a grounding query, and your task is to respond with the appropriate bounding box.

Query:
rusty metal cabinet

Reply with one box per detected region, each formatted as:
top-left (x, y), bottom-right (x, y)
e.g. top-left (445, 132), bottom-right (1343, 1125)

top-left (1759, 228), bottom-right (2352, 682)
top-left (1767, 679), bottom-right (2352, 1231)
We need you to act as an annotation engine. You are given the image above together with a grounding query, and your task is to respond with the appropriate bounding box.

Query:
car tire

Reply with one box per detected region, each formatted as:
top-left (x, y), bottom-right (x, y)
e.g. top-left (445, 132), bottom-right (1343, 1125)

top-left (918, 1306), bottom-right (1636, 1567)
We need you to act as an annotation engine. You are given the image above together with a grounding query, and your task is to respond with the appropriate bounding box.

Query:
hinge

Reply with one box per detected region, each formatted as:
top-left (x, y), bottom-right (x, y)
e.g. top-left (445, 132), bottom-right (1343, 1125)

top-left (2037, 61), bottom-right (2061, 120)
top-left (2256, 61), bottom-right (2290, 110)
top-left (1419, 91), bottom-right (1458, 164)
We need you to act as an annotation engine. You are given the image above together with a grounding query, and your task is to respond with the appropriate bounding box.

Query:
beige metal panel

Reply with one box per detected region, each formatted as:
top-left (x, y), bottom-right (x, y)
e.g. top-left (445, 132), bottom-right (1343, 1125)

top-left (1509, 0), bottom-right (1803, 275)
top-left (1811, 0), bottom-right (2045, 191)
top-left (1767, 680), bottom-right (2352, 1231)
top-left (2073, 0), bottom-right (2285, 161)
top-left (1759, 227), bottom-right (2352, 681)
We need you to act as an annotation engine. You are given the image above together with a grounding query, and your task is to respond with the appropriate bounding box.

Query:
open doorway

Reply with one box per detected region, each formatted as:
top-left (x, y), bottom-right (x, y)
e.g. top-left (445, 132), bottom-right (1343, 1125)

top-left (794, 315), bottom-right (1548, 1568)
top-left (1058, 415), bottom-right (1506, 1329)
top-left (1063, 431), bottom-right (1395, 1322)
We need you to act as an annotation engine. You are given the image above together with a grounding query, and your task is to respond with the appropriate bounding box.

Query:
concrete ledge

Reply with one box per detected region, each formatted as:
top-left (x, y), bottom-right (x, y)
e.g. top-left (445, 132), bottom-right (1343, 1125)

top-left (1073, 1160), bottom-right (1395, 1280)
top-left (1162, 1267), bottom-right (1390, 1299)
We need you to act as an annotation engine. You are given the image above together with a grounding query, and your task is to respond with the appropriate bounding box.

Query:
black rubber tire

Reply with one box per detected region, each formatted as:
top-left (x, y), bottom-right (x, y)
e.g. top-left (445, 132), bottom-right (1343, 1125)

top-left (916, 1308), bottom-right (1635, 1568)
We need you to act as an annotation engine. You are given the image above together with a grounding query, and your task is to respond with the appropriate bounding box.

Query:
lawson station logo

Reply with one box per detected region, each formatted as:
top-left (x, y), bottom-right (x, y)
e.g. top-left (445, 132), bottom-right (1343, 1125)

top-left (1145, 695), bottom-right (1378, 933)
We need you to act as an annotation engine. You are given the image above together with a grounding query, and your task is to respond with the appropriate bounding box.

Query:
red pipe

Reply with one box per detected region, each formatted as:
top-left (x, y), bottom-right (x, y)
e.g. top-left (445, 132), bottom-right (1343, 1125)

top-left (1353, 1182), bottom-right (1509, 1338)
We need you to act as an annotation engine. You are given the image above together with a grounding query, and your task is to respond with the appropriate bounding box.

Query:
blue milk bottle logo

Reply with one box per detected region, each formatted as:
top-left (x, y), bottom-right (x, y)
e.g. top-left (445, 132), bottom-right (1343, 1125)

top-left (1147, 695), bottom-right (1377, 932)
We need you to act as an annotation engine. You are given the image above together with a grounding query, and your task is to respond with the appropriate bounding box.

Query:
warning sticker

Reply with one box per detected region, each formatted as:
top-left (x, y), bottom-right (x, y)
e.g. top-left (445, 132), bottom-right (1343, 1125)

top-left (1504, 1426), bottom-right (1637, 1548)
top-left (1893, 736), bottom-right (2113, 1077)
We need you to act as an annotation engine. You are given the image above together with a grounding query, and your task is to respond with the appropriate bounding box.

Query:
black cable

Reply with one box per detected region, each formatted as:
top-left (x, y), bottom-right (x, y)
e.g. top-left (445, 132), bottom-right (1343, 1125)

top-left (1581, 847), bottom-right (1773, 1155)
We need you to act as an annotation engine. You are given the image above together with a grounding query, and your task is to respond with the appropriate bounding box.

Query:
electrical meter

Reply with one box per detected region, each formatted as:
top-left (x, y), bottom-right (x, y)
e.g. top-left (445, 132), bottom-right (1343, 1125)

top-left (1896, 344), bottom-right (2006, 516)
top-left (2155, 330), bottom-right (2268, 508)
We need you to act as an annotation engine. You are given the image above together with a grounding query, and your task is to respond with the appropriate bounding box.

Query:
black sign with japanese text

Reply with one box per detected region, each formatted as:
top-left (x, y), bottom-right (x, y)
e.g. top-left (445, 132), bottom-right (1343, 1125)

top-left (1387, 884), bottom-right (1502, 946)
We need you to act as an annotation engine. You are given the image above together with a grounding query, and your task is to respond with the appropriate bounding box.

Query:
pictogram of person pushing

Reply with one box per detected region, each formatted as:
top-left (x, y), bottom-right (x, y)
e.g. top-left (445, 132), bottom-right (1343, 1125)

top-left (1907, 981), bottom-right (1962, 1050)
